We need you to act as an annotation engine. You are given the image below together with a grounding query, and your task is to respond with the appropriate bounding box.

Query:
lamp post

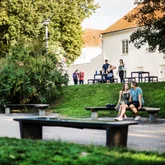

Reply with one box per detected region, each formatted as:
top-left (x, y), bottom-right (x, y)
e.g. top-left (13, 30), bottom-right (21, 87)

top-left (42, 19), bottom-right (50, 50)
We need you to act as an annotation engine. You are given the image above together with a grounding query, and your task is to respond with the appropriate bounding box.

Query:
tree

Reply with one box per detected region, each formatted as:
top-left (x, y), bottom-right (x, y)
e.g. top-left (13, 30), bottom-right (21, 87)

top-left (0, 0), bottom-right (98, 63)
top-left (125, 0), bottom-right (165, 53)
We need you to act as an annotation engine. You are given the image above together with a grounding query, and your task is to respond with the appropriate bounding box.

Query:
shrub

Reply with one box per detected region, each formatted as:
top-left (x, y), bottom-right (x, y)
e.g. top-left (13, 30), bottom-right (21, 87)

top-left (0, 44), bottom-right (69, 104)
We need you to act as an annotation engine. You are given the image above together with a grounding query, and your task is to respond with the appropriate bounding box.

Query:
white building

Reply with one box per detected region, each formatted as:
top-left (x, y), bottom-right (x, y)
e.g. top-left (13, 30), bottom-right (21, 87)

top-left (102, 7), bottom-right (165, 81)
top-left (64, 28), bottom-right (103, 85)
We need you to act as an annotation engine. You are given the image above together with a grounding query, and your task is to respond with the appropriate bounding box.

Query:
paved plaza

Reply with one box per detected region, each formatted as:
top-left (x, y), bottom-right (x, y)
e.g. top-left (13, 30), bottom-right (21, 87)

top-left (0, 114), bottom-right (165, 153)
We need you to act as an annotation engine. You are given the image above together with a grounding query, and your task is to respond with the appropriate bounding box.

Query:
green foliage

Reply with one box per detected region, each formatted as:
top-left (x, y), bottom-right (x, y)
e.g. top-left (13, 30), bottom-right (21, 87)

top-left (0, 0), bottom-right (98, 63)
top-left (125, 0), bottom-right (165, 53)
top-left (0, 137), bottom-right (164, 165)
top-left (0, 44), bottom-right (69, 104)
top-left (53, 82), bottom-right (165, 118)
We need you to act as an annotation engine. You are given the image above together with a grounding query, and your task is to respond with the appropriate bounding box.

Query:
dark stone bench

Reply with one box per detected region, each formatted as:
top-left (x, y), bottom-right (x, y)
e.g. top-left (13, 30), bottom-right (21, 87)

top-left (4, 104), bottom-right (49, 116)
top-left (13, 117), bottom-right (138, 147)
top-left (85, 107), bottom-right (160, 123)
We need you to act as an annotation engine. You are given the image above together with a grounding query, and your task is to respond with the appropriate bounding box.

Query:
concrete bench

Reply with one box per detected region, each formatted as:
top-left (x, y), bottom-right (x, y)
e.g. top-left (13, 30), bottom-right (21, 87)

top-left (85, 107), bottom-right (160, 123)
top-left (13, 117), bottom-right (138, 147)
top-left (4, 104), bottom-right (49, 116)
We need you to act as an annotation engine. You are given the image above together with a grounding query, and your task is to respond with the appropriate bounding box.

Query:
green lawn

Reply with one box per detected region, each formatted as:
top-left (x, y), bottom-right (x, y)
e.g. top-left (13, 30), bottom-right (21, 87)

top-left (51, 82), bottom-right (165, 118)
top-left (0, 137), bottom-right (164, 165)
top-left (1, 82), bottom-right (165, 164)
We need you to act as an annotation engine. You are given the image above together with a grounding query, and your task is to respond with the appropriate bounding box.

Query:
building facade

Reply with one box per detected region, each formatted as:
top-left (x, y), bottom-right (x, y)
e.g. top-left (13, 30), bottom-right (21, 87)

top-left (102, 8), bottom-right (165, 81)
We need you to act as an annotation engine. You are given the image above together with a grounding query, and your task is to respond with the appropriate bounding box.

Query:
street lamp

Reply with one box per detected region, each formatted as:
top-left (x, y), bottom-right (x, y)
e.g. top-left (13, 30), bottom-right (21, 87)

top-left (42, 19), bottom-right (50, 50)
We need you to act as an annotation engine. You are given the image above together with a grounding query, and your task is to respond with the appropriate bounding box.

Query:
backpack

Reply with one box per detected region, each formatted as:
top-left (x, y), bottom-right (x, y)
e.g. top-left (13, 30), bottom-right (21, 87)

top-left (106, 104), bottom-right (116, 109)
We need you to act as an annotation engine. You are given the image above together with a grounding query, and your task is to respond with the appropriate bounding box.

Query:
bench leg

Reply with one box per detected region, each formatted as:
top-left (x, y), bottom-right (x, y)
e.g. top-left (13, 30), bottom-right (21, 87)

top-left (91, 111), bottom-right (98, 120)
top-left (106, 126), bottom-right (128, 147)
top-left (19, 121), bottom-right (42, 139)
top-left (5, 107), bottom-right (10, 115)
top-left (39, 109), bottom-right (45, 116)
top-left (148, 113), bottom-right (157, 123)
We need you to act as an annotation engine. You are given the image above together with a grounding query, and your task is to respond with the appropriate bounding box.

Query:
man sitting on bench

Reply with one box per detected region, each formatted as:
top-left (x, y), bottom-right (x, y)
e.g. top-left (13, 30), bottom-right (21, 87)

top-left (115, 81), bottom-right (144, 121)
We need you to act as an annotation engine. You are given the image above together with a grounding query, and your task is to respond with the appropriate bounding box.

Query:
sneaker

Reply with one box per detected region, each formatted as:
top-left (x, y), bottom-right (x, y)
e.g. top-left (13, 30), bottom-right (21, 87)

top-left (134, 116), bottom-right (141, 121)
top-left (114, 117), bottom-right (123, 121)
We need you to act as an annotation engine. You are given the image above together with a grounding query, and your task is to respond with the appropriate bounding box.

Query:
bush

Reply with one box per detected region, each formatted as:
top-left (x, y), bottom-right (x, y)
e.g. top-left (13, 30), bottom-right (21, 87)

top-left (0, 44), bottom-right (69, 104)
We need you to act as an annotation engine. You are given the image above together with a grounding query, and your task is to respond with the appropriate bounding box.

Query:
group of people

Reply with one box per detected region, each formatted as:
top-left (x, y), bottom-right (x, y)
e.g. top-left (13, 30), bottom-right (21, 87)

top-left (72, 59), bottom-right (125, 85)
top-left (73, 69), bottom-right (84, 85)
top-left (114, 81), bottom-right (144, 121)
top-left (102, 59), bottom-right (125, 83)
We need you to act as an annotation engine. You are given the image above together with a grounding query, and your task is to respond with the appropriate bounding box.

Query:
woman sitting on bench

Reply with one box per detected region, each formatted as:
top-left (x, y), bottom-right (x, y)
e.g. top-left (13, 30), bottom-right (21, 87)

top-left (115, 81), bottom-right (144, 121)
top-left (114, 83), bottom-right (130, 121)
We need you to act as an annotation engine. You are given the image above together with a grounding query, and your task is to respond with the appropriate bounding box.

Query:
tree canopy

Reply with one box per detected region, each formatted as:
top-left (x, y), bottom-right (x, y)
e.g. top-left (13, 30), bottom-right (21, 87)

top-left (0, 0), bottom-right (98, 63)
top-left (125, 0), bottom-right (165, 53)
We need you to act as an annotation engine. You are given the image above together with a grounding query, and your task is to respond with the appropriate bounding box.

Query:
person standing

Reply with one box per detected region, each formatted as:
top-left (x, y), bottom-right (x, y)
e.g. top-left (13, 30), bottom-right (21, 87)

top-left (73, 69), bottom-right (78, 85)
top-left (102, 59), bottom-right (110, 74)
top-left (78, 70), bottom-right (84, 84)
top-left (117, 59), bottom-right (125, 83)
top-left (102, 59), bottom-right (110, 81)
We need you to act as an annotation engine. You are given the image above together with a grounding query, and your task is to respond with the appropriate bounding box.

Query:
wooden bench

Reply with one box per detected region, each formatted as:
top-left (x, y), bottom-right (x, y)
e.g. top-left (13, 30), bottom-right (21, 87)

top-left (4, 104), bottom-right (49, 116)
top-left (85, 107), bottom-right (160, 123)
top-left (13, 117), bottom-right (138, 147)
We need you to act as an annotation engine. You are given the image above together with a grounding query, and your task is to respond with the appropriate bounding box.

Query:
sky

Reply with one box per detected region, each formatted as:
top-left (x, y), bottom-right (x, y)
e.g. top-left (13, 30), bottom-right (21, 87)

top-left (82, 0), bottom-right (136, 30)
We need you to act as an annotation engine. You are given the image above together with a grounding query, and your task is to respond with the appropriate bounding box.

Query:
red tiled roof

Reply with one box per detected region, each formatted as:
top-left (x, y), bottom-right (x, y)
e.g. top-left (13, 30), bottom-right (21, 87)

top-left (83, 28), bottom-right (103, 47)
top-left (103, 4), bottom-right (164, 34)
top-left (103, 7), bottom-right (138, 34)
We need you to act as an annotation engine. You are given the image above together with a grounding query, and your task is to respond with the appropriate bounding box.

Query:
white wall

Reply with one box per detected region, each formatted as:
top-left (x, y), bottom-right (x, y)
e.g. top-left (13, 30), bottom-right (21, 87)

top-left (102, 28), bottom-right (165, 81)
top-left (64, 54), bottom-right (103, 85)
top-left (73, 47), bottom-right (102, 64)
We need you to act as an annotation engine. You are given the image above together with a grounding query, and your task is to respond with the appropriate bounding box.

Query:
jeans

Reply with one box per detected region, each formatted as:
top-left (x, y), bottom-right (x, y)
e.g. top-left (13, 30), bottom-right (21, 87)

top-left (119, 71), bottom-right (125, 83)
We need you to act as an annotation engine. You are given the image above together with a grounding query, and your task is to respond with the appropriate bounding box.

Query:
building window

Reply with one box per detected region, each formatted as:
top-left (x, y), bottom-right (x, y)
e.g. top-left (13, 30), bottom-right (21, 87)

top-left (122, 40), bottom-right (129, 54)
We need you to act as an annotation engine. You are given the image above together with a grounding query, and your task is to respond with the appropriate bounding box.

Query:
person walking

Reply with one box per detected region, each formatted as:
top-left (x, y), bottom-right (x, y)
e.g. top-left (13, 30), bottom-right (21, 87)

top-left (117, 59), bottom-right (125, 83)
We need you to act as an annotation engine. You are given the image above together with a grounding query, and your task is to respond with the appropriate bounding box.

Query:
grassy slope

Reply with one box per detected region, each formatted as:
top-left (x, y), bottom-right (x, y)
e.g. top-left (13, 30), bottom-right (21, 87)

top-left (0, 137), bottom-right (164, 165)
top-left (52, 82), bottom-right (165, 118)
